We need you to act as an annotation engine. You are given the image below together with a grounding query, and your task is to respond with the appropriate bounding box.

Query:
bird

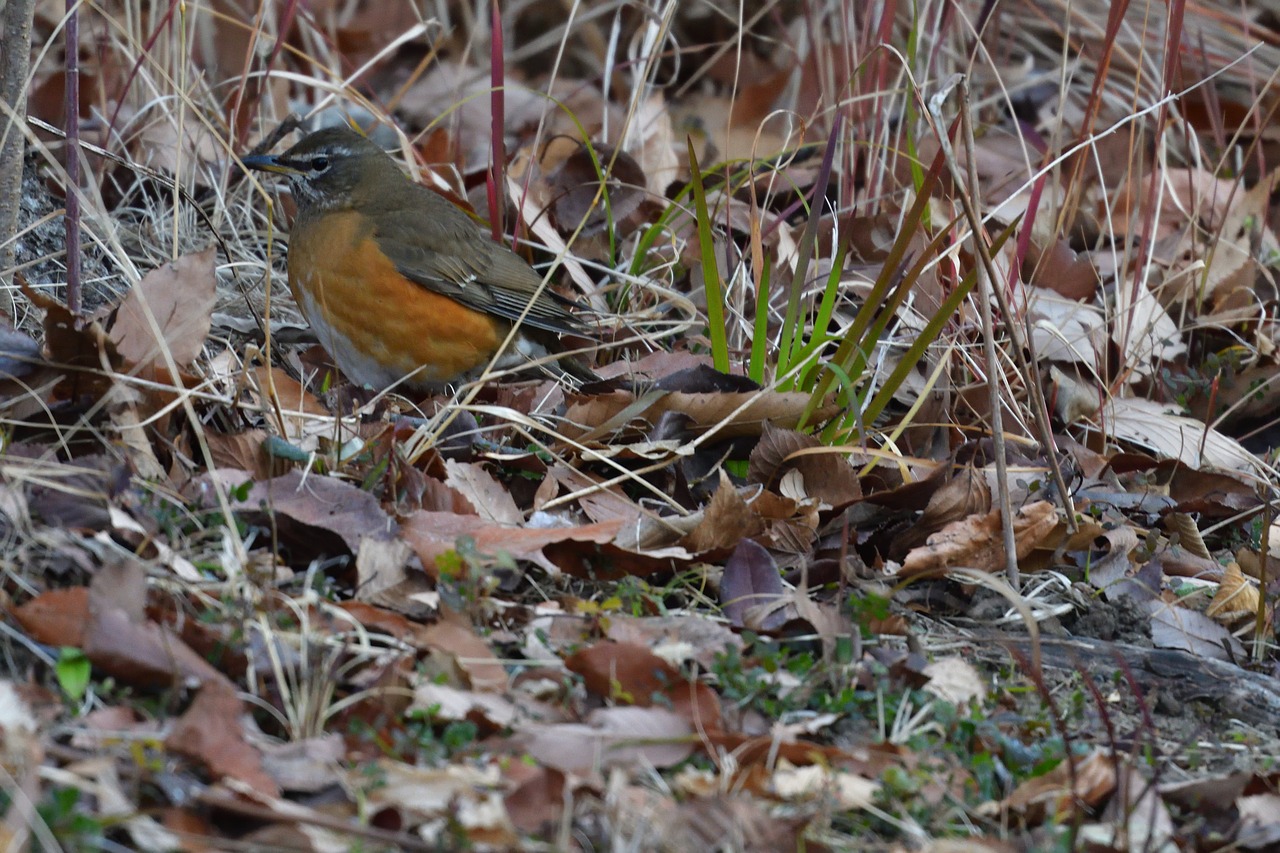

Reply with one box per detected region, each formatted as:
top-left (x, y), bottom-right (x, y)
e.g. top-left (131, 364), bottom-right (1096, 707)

top-left (241, 125), bottom-right (595, 391)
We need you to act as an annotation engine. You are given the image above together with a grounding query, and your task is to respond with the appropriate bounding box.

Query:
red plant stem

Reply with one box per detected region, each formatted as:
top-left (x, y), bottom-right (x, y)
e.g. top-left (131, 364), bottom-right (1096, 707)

top-left (64, 0), bottom-right (81, 316)
top-left (488, 0), bottom-right (506, 243)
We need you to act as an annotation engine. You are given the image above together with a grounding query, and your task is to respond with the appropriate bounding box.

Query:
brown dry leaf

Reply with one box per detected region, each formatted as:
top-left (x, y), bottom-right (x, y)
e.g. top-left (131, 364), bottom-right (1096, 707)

top-left (1101, 397), bottom-right (1262, 475)
top-left (353, 537), bottom-right (415, 602)
top-left (768, 760), bottom-right (879, 810)
top-left (681, 471), bottom-right (760, 553)
top-left (893, 464), bottom-right (993, 558)
top-left (513, 706), bottom-right (695, 774)
top-left (203, 429), bottom-right (274, 481)
top-left (212, 469), bottom-right (399, 556)
top-left (165, 678), bottom-right (278, 798)
top-left (1081, 764), bottom-right (1177, 853)
top-left (565, 641), bottom-right (722, 731)
top-left (976, 748), bottom-right (1117, 824)
top-left (399, 510), bottom-right (623, 576)
top-left (420, 613), bottom-right (510, 692)
top-left (357, 759), bottom-right (516, 845)
top-left (1149, 600), bottom-right (1247, 661)
top-left (11, 587), bottom-right (90, 647)
top-left (748, 421), bottom-right (862, 508)
top-left (539, 463), bottom-right (638, 524)
top-left (604, 614), bottom-right (743, 670)
top-left (719, 538), bottom-right (788, 631)
top-left (20, 278), bottom-right (122, 400)
top-left (1161, 461), bottom-right (1263, 516)
top-left (1108, 168), bottom-right (1235, 241)
top-left (1238, 792), bottom-right (1280, 849)
top-left (922, 657), bottom-right (988, 707)
top-left (443, 460), bottom-right (522, 525)
top-left (625, 92), bottom-right (683, 195)
top-left (108, 247), bottom-right (216, 370)
top-left (1026, 285), bottom-right (1107, 366)
top-left (898, 501), bottom-right (1058, 578)
top-left (546, 141), bottom-right (649, 237)
top-left (502, 763), bottom-right (566, 835)
top-left (258, 736), bottom-right (344, 794)
top-left (249, 365), bottom-right (330, 419)
top-left (563, 388), bottom-right (840, 441)
top-left (83, 558), bottom-right (227, 689)
top-left (410, 683), bottom-right (531, 731)
top-left (1025, 240), bottom-right (1099, 300)
top-left (1085, 526), bottom-right (1143, 595)
top-left (609, 785), bottom-right (804, 853)
top-left (1206, 561), bottom-right (1261, 624)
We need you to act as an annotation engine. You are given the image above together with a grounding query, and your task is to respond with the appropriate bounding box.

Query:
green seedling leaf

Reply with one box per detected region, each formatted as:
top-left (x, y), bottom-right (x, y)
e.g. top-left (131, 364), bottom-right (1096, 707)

top-left (56, 646), bottom-right (90, 703)
top-left (686, 138), bottom-right (730, 372)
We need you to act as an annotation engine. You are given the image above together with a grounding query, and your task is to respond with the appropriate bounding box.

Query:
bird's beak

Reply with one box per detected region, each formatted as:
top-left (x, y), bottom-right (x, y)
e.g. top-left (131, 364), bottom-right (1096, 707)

top-left (240, 154), bottom-right (302, 176)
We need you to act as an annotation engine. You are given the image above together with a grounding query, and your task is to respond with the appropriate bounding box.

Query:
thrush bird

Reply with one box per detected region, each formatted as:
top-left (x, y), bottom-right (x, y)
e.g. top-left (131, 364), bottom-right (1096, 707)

top-left (242, 126), bottom-right (594, 391)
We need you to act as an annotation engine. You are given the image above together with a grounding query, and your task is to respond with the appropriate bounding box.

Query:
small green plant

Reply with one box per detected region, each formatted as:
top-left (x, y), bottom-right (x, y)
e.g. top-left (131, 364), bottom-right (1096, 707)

top-left (55, 647), bottom-right (91, 703)
top-left (37, 786), bottom-right (108, 848)
top-left (403, 707), bottom-right (480, 765)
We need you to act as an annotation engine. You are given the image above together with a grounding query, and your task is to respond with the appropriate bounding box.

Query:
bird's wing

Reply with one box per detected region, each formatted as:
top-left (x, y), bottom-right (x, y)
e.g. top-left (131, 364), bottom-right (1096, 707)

top-left (374, 190), bottom-right (589, 337)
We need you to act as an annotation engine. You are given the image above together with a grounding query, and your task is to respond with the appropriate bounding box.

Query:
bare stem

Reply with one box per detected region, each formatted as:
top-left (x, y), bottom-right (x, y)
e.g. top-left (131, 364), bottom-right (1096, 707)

top-left (64, 0), bottom-right (82, 316)
top-left (0, 0), bottom-right (38, 319)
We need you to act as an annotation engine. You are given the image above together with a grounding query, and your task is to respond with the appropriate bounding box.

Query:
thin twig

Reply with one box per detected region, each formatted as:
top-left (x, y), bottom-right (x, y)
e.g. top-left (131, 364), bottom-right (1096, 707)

top-left (928, 74), bottom-right (1019, 586)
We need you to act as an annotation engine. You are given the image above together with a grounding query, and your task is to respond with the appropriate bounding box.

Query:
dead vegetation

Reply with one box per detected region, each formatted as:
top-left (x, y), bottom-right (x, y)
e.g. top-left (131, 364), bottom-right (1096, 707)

top-left (2, 0), bottom-right (1280, 850)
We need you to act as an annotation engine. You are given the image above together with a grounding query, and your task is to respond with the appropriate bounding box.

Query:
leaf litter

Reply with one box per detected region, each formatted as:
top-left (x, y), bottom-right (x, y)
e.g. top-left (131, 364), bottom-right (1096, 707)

top-left (3, 1), bottom-right (1280, 850)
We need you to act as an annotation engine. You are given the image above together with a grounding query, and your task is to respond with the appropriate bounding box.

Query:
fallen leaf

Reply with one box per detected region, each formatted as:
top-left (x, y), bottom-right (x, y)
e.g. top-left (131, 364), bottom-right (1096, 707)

top-left (513, 706), bottom-right (694, 773)
top-left (899, 501), bottom-right (1058, 577)
top-left (1148, 601), bottom-right (1246, 661)
top-left (769, 760), bottom-right (879, 809)
top-left (565, 641), bottom-right (722, 730)
top-left (977, 748), bottom-right (1117, 824)
top-left (720, 538), bottom-right (788, 630)
top-left (1205, 561), bottom-right (1261, 624)
top-left (165, 679), bottom-right (278, 798)
top-left (108, 247), bottom-right (216, 370)
top-left (922, 657), bottom-right (988, 706)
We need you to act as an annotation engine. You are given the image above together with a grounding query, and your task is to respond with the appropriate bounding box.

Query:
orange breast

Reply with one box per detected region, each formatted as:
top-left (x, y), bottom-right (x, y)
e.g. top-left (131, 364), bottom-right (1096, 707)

top-left (286, 210), bottom-right (505, 387)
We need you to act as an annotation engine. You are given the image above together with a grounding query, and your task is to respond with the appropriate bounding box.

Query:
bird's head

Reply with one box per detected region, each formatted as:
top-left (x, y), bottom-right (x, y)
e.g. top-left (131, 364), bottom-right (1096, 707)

top-left (241, 126), bottom-right (400, 211)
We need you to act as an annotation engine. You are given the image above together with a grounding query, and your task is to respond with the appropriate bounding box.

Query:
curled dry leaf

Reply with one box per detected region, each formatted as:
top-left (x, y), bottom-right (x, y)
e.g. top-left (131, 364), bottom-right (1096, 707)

top-left (681, 470), bottom-right (760, 553)
top-left (357, 759), bottom-right (515, 845)
top-left (922, 657), bottom-right (988, 707)
top-left (398, 511), bottom-right (623, 577)
top-left (748, 421), bottom-right (862, 508)
top-left (769, 760), bottom-right (879, 810)
top-left (976, 748), bottom-right (1117, 825)
top-left (899, 501), bottom-right (1058, 578)
top-left (1205, 561), bottom-right (1261, 625)
top-left (1101, 397), bottom-right (1263, 476)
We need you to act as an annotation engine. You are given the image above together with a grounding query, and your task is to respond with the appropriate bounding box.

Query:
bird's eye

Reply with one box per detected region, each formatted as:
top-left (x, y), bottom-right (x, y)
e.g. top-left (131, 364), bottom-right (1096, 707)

top-left (310, 156), bottom-right (330, 172)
